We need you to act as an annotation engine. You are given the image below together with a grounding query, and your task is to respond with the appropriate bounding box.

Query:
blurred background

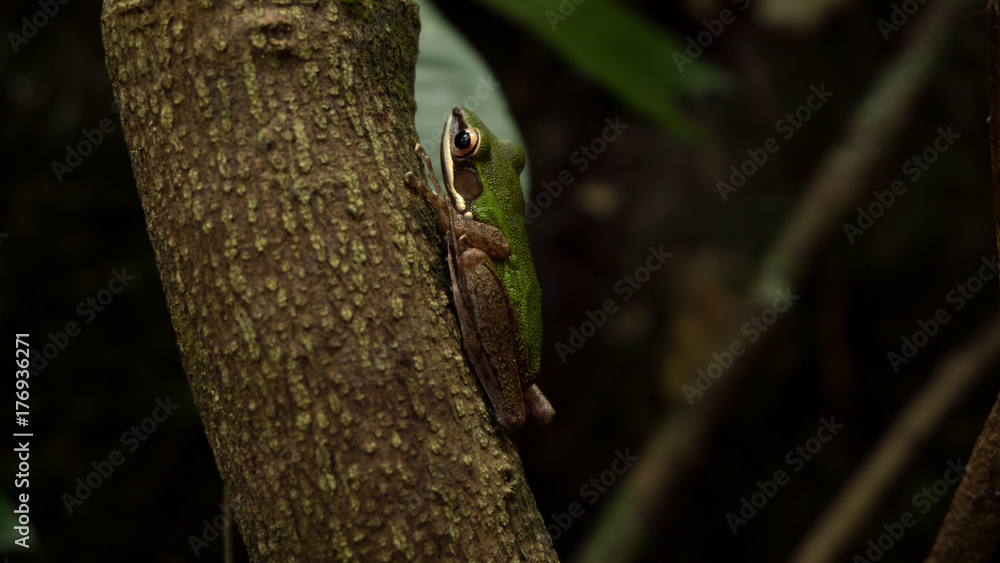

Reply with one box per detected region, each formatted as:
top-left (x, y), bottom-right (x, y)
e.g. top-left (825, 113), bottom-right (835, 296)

top-left (3, 0), bottom-right (1000, 561)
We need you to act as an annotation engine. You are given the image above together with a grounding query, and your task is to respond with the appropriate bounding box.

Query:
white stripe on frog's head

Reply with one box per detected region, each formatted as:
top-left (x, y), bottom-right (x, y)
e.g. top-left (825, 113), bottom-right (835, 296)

top-left (441, 107), bottom-right (469, 213)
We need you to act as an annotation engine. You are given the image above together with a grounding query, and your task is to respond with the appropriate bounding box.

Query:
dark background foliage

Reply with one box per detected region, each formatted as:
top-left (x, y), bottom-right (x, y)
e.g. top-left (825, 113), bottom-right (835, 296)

top-left (2, 0), bottom-right (999, 561)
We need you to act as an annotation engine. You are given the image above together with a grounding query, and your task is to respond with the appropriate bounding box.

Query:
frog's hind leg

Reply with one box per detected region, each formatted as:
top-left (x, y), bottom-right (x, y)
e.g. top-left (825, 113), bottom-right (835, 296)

top-left (454, 248), bottom-right (526, 430)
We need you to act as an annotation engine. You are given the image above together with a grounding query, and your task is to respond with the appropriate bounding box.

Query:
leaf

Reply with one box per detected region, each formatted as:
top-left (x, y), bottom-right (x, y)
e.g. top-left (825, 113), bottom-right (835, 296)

top-left (414, 0), bottom-right (532, 198)
top-left (470, 0), bottom-right (732, 142)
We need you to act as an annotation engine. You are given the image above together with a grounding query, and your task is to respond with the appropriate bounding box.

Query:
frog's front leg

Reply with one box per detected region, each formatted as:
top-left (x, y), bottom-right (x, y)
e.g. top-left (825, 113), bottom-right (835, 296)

top-left (452, 215), bottom-right (510, 261)
top-left (453, 246), bottom-right (529, 429)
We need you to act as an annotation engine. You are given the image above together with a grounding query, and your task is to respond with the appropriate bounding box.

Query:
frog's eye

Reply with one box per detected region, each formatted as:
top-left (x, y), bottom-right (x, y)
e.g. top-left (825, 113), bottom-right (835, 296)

top-left (451, 128), bottom-right (480, 159)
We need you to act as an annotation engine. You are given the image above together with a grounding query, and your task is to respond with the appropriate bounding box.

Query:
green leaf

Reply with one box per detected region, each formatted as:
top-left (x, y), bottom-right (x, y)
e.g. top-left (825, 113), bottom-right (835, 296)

top-left (470, 0), bottom-right (731, 142)
top-left (414, 0), bottom-right (532, 199)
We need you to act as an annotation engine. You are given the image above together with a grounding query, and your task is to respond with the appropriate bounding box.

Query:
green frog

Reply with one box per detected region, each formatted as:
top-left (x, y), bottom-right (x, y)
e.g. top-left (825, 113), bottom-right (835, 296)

top-left (404, 106), bottom-right (553, 430)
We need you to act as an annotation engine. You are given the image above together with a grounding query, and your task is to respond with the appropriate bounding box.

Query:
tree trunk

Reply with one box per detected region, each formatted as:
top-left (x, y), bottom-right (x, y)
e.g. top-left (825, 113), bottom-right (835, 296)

top-left (100, 1), bottom-right (557, 560)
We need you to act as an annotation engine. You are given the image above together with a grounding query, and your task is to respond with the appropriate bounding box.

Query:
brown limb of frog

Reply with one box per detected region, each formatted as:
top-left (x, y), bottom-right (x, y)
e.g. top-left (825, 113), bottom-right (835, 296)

top-left (404, 145), bottom-right (554, 430)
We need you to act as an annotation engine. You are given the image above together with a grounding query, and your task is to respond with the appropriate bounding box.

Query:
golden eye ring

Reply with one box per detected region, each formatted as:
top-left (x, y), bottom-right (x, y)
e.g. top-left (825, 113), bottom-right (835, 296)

top-left (451, 128), bottom-right (480, 159)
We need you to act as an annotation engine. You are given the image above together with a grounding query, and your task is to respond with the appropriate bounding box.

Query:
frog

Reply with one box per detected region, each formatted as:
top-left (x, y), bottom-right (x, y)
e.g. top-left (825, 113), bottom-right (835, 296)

top-left (404, 106), bottom-right (554, 430)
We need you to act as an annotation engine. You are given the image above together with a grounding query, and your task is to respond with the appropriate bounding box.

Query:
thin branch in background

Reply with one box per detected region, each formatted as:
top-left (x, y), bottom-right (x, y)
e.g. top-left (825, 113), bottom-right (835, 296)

top-left (570, 0), bottom-right (978, 561)
top-left (922, 3), bottom-right (1000, 561)
top-left (751, 0), bottom-right (976, 304)
top-left (789, 313), bottom-right (1000, 563)
top-left (756, 0), bottom-right (852, 33)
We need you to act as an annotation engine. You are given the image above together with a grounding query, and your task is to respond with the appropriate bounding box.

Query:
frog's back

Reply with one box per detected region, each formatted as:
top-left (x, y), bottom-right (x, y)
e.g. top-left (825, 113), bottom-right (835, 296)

top-left (463, 111), bottom-right (543, 379)
top-left (496, 225), bottom-right (542, 379)
top-left (472, 170), bottom-right (543, 380)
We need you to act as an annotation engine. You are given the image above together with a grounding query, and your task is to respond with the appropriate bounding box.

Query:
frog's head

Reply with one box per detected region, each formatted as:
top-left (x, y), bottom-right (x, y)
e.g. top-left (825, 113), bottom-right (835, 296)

top-left (440, 106), bottom-right (525, 218)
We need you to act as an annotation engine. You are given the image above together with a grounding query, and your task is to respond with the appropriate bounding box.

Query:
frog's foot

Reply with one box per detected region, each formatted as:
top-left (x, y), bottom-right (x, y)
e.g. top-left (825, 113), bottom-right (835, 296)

top-left (413, 143), bottom-right (447, 198)
top-left (524, 384), bottom-right (555, 427)
top-left (405, 151), bottom-right (455, 229)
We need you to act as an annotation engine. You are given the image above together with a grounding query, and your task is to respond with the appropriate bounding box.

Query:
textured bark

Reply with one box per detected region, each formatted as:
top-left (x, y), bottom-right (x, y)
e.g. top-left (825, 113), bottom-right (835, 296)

top-left (924, 394), bottom-right (1000, 562)
top-left (100, 1), bottom-right (557, 561)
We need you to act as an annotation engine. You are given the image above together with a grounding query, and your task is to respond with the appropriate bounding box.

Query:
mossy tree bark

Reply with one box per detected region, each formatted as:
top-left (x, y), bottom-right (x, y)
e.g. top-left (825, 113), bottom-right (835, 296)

top-left (100, 1), bottom-right (557, 560)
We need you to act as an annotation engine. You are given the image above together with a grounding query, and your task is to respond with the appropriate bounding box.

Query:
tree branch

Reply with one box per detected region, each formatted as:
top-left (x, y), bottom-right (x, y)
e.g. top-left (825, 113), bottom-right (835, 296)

top-left (100, 0), bottom-right (557, 559)
top-left (790, 312), bottom-right (1000, 563)
top-left (573, 0), bottom-right (976, 560)
top-left (924, 389), bottom-right (1000, 562)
